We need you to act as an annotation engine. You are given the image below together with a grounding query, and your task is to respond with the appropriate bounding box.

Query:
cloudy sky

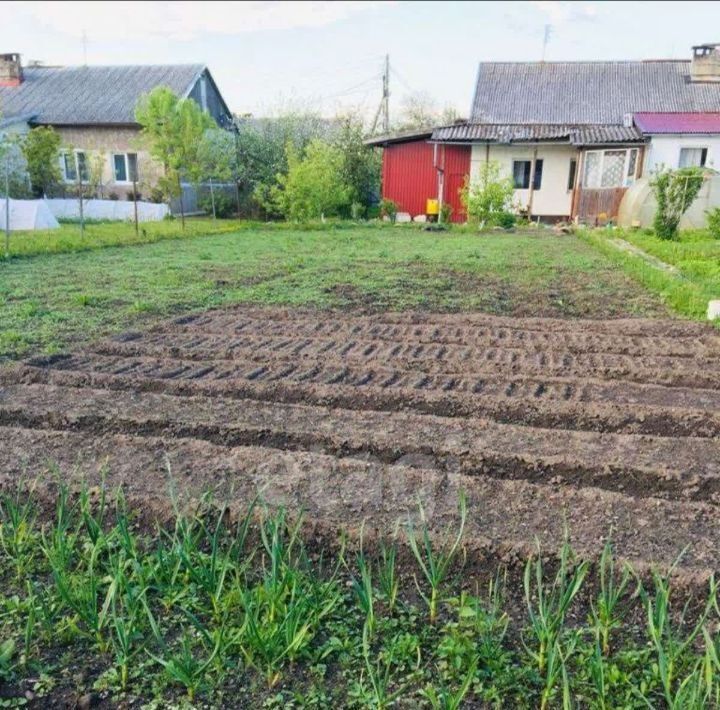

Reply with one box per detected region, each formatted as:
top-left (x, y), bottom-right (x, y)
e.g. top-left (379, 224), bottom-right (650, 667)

top-left (2, 1), bottom-right (719, 118)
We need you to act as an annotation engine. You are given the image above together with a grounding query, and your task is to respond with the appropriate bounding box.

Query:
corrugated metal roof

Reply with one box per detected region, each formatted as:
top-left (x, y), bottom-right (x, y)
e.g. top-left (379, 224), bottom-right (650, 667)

top-left (470, 61), bottom-right (720, 124)
top-left (364, 127), bottom-right (434, 146)
top-left (430, 123), bottom-right (644, 145)
top-left (0, 64), bottom-right (205, 125)
top-left (634, 112), bottom-right (720, 133)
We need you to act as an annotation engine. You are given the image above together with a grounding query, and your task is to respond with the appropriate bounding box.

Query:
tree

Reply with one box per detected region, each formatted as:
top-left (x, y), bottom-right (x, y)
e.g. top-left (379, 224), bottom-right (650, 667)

top-left (333, 114), bottom-right (381, 214)
top-left (135, 86), bottom-right (214, 227)
top-left (22, 126), bottom-right (61, 197)
top-left (395, 91), bottom-right (462, 131)
top-left (197, 128), bottom-right (235, 219)
top-left (0, 134), bottom-right (31, 199)
top-left (262, 140), bottom-right (351, 221)
top-left (651, 166), bottom-right (706, 240)
top-left (461, 160), bottom-right (515, 226)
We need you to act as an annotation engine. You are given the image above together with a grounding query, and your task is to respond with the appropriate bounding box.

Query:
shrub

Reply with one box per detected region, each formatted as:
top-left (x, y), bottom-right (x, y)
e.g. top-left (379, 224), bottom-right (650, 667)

top-left (199, 191), bottom-right (236, 218)
top-left (461, 161), bottom-right (514, 226)
top-left (706, 207), bottom-right (720, 239)
top-left (496, 211), bottom-right (516, 230)
top-left (379, 198), bottom-right (398, 223)
top-left (262, 140), bottom-right (352, 221)
top-left (440, 202), bottom-right (453, 224)
top-left (651, 167), bottom-right (705, 240)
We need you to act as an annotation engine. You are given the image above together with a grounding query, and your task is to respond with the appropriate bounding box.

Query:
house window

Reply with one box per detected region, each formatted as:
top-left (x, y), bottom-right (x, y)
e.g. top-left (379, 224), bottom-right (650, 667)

top-left (582, 148), bottom-right (639, 188)
top-left (568, 159), bottom-right (577, 190)
top-left (60, 151), bottom-right (88, 183)
top-left (112, 153), bottom-right (138, 183)
top-left (512, 159), bottom-right (543, 189)
top-left (679, 147), bottom-right (708, 168)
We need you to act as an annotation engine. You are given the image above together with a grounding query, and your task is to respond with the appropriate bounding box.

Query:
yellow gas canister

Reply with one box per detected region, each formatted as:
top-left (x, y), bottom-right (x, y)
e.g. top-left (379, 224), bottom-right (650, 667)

top-left (426, 199), bottom-right (439, 216)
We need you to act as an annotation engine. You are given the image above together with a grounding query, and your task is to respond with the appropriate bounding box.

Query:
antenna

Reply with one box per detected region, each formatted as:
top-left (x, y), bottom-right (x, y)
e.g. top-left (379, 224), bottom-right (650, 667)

top-left (541, 24), bottom-right (552, 62)
top-left (82, 29), bottom-right (88, 66)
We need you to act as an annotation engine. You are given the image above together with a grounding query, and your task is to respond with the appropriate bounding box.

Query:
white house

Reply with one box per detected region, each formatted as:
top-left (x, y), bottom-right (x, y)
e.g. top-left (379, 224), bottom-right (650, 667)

top-left (369, 42), bottom-right (720, 225)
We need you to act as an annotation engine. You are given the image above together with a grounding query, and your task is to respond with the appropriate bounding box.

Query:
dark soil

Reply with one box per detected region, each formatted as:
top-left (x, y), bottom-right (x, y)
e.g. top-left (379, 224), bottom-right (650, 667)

top-left (2, 305), bottom-right (720, 583)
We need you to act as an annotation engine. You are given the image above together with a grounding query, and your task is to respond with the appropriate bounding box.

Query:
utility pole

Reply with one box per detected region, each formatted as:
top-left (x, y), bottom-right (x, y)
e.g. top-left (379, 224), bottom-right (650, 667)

top-left (371, 54), bottom-right (390, 134)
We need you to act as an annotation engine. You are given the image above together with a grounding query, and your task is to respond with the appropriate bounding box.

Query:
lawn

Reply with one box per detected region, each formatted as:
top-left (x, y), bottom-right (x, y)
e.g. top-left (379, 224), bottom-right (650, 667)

top-left (580, 227), bottom-right (720, 320)
top-left (0, 225), bottom-right (667, 360)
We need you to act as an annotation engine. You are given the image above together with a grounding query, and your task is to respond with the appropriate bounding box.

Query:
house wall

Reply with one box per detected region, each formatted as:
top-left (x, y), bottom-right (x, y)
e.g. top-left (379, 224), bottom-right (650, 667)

top-left (54, 126), bottom-right (163, 200)
top-left (470, 143), bottom-right (578, 218)
top-left (187, 70), bottom-right (231, 126)
top-left (381, 140), bottom-right (437, 218)
top-left (644, 134), bottom-right (720, 172)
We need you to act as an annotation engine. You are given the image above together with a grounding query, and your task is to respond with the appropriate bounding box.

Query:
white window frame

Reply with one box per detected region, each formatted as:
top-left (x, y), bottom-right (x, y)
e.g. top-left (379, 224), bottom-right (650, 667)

top-left (59, 150), bottom-right (88, 184)
top-left (582, 148), bottom-right (639, 189)
top-left (111, 152), bottom-right (137, 184)
top-left (678, 146), bottom-right (708, 168)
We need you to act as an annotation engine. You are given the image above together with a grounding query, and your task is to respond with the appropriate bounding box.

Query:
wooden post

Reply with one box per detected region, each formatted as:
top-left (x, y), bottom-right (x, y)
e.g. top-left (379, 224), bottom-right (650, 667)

top-left (132, 178), bottom-right (139, 238)
top-left (209, 179), bottom-right (216, 220)
top-left (4, 156), bottom-right (9, 259)
top-left (77, 166), bottom-right (84, 240)
top-left (177, 175), bottom-right (185, 230)
top-left (527, 147), bottom-right (538, 217)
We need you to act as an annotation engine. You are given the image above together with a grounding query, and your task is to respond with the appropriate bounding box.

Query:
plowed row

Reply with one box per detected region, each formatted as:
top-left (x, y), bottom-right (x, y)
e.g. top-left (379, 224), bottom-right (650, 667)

top-left (2, 306), bottom-right (720, 581)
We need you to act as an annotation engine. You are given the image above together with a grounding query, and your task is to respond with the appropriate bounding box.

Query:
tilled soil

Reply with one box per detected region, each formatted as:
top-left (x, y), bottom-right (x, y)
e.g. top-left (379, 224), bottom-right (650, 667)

top-left (1, 306), bottom-right (720, 583)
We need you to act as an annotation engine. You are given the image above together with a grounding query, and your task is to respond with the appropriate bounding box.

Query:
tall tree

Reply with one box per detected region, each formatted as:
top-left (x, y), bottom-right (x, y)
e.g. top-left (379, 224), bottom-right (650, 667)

top-left (333, 114), bottom-right (381, 212)
top-left (22, 126), bottom-right (61, 197)
top-left (135, 86), bottom-right (214, 227)
top-left (197, 128), bottom-right (235, 218)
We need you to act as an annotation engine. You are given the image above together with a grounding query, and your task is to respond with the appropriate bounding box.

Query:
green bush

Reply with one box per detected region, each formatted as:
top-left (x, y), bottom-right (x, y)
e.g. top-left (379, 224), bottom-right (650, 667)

top-left (199, 191), bottom-right (236, 218)
top-left (651, 167), bottom-right (705, 240)
top-left (461, 161), bottom-right (515, 226)
top-left (379, 198), bottom-right (398, 222)
top-left (440, 202), bottom-right (453, 224)
top-left (706, 207), bottom-right (720, 239)
top-left (496, 211), bottom-right (517, 229)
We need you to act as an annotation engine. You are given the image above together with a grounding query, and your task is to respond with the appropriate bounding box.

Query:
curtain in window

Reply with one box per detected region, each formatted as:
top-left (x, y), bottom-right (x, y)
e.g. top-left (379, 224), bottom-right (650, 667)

top-left (583, 152), bottom-right (600, 188)
top-left (600, 150), bottom-right (625, 188)
top-left (679, 148), bottom-right (705, 168)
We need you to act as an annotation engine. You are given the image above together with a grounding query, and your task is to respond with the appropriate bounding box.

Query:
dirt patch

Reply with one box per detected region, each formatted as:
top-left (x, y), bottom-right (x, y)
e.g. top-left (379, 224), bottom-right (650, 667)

top-left (2, 305), bottom-right (720, 584)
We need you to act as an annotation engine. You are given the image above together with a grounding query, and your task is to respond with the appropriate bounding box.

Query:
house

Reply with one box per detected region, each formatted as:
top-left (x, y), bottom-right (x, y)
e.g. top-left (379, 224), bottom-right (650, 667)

top-left (367, 43), bottom-right (720, 224)
top-left (0, 53), bottom-right (232, 200)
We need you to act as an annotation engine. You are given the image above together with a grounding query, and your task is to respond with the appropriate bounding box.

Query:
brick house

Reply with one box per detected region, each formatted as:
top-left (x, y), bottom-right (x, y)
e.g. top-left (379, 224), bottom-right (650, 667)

top-left (0, 53), bottom-right (232, 200)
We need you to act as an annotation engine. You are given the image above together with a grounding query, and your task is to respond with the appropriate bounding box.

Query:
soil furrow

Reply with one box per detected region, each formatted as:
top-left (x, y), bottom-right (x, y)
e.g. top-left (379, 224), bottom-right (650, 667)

top-left (7, 362), bottom-right (720, 439)
top-left (1, 383), bottom-right (719, 503)
top-left (88, 335), bottom-right (720, 389)
top-left (154, 314), bottom-right (720, 357)
top-left (1, 425), bottom-right (719, 577)
top-left (157, 307), bottom-right (720, 340)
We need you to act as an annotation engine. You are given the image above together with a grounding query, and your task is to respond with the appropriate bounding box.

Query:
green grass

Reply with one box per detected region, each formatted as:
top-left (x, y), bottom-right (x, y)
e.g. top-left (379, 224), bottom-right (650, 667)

top-left (2, 217), bottom-right (253, 258)
top-left (580, 228), bottom-right (720, 321)
top-left (0, 225), bottom-right (667, 359)
top-left (1, 485), bottom-right (719, 708)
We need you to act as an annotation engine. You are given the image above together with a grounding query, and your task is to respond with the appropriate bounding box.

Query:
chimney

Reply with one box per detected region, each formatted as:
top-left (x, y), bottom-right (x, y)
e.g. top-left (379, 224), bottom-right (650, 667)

top-left (691, 43), bottom-right (720, 82)
top-left (0, 53), bottom-right (23, 87)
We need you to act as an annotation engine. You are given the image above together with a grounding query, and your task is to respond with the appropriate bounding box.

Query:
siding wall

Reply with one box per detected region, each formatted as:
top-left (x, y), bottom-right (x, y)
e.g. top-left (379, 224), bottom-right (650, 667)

top-left (644, 134), bottom-right (720, 172)
top-left (380, 140), bottom-right (470, 222)
top-left (470, 143), bottom-right (578, 217)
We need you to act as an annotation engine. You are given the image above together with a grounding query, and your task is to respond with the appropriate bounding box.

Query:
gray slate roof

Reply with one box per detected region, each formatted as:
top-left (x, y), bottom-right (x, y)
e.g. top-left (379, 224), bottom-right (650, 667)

top-left (470, 61), bottom-right (720, 124)
top-left (431, 123), bottom-right (644, 145)
top-left (0, 64), bottom-right (205, 125)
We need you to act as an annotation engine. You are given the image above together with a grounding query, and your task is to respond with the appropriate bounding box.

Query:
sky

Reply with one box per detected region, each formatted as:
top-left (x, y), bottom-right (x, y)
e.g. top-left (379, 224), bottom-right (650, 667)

top-left (2, 1), bottom-right (719, 120)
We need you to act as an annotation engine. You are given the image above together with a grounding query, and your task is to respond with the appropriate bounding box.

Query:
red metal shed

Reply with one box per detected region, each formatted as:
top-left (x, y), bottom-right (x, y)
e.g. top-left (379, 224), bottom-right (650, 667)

top-left (369, 130), bottom-right (470, 223)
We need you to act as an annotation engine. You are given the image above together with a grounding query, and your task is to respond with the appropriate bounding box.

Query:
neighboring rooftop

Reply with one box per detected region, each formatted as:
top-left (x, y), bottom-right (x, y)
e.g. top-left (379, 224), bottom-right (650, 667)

top-left (470, 60), bottom-right (720, 125)
top-left (0, 63), bottom-right (207, 125)
top-left (634, 112), bottom-right (720, 133)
